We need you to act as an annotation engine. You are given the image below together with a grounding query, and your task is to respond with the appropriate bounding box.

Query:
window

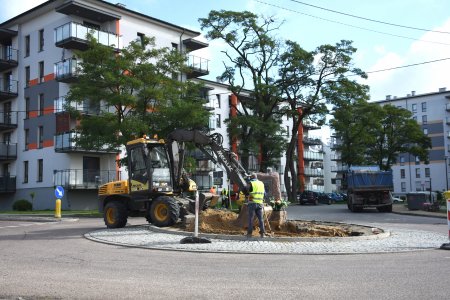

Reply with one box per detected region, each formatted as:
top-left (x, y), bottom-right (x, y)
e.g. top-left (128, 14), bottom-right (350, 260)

top-left (38, 93), bottom-right (44, 116)
top-left (215, 94), bottom-right (221, 108)
top-left (38, 29), bottom-right (44, 51)
top-left (425, 168), bottom-right (430, 178)
top-left (421, 102), bottom-right (426, 112)
top-left (412, 116), bottom-right (417, 121)
top-left (415, 156), bottom-right (420, 165)
top-left (400, 169), bottom-right (405, 179)
top-left (23, 161), bottom-right (28, 183)
top-left (25, 35), bottom-right (30, 57)
top-left (423, 128), bottom-right (428, 135)
top-left (411, 103), bottom-right (417, 113)
top-left (401, 182), bottom-right (406, 192)
top-left (216, 114), bottom-right (221, 128)
top-left (415, 181), bottom-right (422, 191)
top-left (171, 42), bottom-right (178, 51)
top-left (400, 156), bottom-right (405, 166)
top-left (25, 66), bottom-right (30, 87)
top-left (209, 115), bottom-right (216, 129)
top-left (37, 159), bottom-right (43, 182)
top-left (422, 115), bottom-right (427, 125)
top-left (415, 168), bottom-right (420, 178)
top-left (137, 32), bottom-right (145, 48)
top-left (38, 126), bottom-right (43, 148)
top-left (3, 132), bottom-right (11, 144)
top-left (25, 97), bottom-right (30, 118)
top-left (24, 129), bottom-right (29, 150)
top-left (39, 61), bottom-right (44, 83)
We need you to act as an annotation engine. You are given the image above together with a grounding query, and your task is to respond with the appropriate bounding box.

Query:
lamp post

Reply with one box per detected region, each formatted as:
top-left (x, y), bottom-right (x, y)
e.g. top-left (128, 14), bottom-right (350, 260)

top-left (445, 156), bottom-right (449, 191)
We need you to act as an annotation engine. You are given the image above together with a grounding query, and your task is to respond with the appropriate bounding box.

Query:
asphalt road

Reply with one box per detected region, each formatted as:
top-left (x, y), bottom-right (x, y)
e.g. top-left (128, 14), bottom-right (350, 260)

top-left (0, 205), bottom-right (449, 300)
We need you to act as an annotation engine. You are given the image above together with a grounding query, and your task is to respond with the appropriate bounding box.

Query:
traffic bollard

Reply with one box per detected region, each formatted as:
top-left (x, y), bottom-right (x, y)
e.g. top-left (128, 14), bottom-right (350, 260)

top-left (55, 198), bottom-right (61, 219)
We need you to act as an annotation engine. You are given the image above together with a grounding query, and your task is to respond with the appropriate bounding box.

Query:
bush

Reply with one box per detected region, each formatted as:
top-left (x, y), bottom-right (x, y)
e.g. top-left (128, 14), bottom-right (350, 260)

top-left (12, 199), bottom-right (33, 211)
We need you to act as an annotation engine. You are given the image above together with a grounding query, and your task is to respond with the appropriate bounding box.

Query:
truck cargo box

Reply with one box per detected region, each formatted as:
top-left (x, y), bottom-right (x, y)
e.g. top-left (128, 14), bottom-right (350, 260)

top-left (347, 170), bottom-right (393, 191)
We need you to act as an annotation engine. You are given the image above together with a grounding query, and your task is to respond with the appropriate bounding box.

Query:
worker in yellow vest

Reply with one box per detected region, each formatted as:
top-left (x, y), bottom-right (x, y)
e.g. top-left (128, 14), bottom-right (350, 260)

top-left (245, 173), bottom-right (266, 238)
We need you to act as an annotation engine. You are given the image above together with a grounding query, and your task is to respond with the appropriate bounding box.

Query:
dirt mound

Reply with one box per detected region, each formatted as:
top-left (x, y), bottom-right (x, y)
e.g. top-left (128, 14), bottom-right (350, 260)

top-left (185, 209), bottom-right (374, 238)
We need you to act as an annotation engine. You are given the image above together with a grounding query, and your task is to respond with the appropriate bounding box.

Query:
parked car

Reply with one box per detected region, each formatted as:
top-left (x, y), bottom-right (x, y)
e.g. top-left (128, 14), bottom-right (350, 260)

top-left (329, 192), bottom-right (344, 202)
top-left (298, 190), bottom-right (319, 205)
top-left (318, 192), bottom-right (333, 205)
top-left (390, 193), bottom-right (404, 203)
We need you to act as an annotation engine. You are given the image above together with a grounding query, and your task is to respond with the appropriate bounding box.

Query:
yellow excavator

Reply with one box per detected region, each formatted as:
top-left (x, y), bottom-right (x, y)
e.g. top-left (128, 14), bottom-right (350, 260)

top-left (98, 129), bottom-right (250, 228)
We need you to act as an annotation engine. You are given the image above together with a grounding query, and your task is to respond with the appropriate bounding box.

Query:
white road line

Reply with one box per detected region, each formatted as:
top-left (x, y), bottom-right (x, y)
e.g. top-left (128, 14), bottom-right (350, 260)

top-left (0, 222), bottom-right (56, 229)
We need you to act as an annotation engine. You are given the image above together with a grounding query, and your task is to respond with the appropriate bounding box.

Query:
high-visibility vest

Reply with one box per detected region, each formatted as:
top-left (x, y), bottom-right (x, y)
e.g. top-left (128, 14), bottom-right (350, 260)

top-left (250, 180), bottom-right (264, 203)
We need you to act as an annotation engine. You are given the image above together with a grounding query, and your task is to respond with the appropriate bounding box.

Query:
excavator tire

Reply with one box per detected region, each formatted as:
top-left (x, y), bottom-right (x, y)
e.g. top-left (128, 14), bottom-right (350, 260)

top-left (104, 200), bottom-right (128, 228)
top-left (149, 196), bottom-right (180, 227)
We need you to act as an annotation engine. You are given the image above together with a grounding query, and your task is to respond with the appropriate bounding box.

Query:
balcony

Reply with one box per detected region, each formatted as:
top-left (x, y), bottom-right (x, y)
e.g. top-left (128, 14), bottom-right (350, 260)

top-left (0, 142), bottom-right (17, 161)
top-left (303, 136), bottom-right (322, 145)
top-left (0, 111), bottom-right (18, 130)
top-left (53, 169), bottom-right (120, 190)
top-left (183, 38), bottom-right (208, 52)
top-left (303, 151), bottom-right (324, 161)
top-left (56, 1), bottom-right (120, 23)
top-left (54, 22), bottom-right (121, 51)
top-left (54, 58), bottom-right (79, 82)
top-left (0, 46), bottom-right (18, 71)
top-left (54, 97), bottom-right (100, 115)
top-left (330, 154), bottom-right (341, 161)
top-left (302, 168), bottom-right (324, 177)
top-left (54, 131), bottom-right (119, 153)
top-left (0, 176), bottom-right (16, 193)
top-left (447, 103), bottom-right (450, 111)
top-left (302, 120), bottom-right (321, 130)
top-left (0, 78), bottom-right (18, 100)
top-left (446, 117), bottom-right (450, 125)
top-left (187, 55), bottom-right (209, 79)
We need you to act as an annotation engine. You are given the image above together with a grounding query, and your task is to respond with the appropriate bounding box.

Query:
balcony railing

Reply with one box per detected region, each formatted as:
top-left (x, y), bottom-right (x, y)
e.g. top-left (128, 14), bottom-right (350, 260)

top-left (187, 55), bottom-right (209, 79)
top-left (0, 142), bottom-right (17, 160)
top-left (0, 46), bottom-right (18, 71)
top-left (54, 58), bottom-right (80, 82)
top-left (54, 131), bottom-right (119, 153)
top-left (303, 136), bottom-right (322, 145)
top-left (0, 176), bottom-right (16, 193)
top-left (302, 168), bottom-right (324, 177)
top-left (54, 97), bottom-right (100, 115)
top-left (0, 78), bottom-right (18, 100)
top-left (302, 120), bottom-right (321, 130)
top-left (54, 22), bottom-right (121, 50)
top-left (331, 165), bottom-right (349, 173)
top-left (0, 111), bottom-right (18, 130)
top-left (53, 169), bottom-right (120, 189)
top-left (303, 151), bottom-right (324, 161)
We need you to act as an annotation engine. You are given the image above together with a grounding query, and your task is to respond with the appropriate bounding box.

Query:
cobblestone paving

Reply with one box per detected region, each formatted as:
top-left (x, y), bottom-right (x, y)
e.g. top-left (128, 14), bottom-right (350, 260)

top-left (85, 225), bottom-right (448, 255)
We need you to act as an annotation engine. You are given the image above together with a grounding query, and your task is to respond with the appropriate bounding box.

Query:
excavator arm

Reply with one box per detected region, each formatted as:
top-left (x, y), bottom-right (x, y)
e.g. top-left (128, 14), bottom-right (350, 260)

top-left (167, 129), bottom-right (249, 192)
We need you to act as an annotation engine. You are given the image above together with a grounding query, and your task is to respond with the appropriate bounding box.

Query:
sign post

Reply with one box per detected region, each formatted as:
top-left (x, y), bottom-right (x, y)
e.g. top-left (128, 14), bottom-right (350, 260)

top-left (441, 191), bottom-right (450, 250)
top-left (54, 186), bottom-right (64, 219)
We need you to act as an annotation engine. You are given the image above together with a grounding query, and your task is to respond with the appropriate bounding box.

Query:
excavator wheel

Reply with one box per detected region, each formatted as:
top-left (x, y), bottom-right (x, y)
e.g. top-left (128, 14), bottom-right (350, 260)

top-left (149, 196), bottom-right (180, 227)
top-left (104, 200), bottom-right (128, 228)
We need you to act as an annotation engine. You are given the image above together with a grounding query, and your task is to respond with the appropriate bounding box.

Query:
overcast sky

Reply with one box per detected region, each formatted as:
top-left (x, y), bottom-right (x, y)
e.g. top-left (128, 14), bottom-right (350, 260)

top-left (1, 0), bottom-right (450, 101)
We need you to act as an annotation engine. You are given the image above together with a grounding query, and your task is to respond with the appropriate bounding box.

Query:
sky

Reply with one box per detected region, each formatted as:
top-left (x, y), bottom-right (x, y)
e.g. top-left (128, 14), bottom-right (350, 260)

top-left (1, 0), bottom-right (450, 101)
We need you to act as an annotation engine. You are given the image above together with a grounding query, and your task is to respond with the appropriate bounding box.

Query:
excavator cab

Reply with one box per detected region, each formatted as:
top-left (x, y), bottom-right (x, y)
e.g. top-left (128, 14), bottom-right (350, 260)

top-left (127, 136), bottom-right (173, 198)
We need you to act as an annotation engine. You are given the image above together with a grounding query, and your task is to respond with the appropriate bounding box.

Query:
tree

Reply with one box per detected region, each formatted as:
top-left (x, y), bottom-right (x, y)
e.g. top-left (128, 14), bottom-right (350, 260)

top-left (65, 35), bottom-right (210, 152)
top-left (277, 40), bottom-right (367, 201)
top-left (199, 10), bottom-right (286, 172)
top-left (331, 102), bottom-right (431, 171)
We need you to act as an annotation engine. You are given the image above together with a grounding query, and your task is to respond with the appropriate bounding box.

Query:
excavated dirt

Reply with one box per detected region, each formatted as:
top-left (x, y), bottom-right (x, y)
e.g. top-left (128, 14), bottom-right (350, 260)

top-left (184, 209), bottom-right (377, 238)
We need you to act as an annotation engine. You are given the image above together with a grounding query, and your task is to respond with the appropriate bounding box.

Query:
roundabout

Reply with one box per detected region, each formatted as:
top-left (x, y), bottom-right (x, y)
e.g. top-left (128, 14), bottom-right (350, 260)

top-left (84, 222), bottom-right (447, 255)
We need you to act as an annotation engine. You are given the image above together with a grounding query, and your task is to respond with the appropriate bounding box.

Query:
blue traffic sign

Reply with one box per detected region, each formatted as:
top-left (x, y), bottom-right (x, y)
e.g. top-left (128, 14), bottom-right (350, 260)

top-left (55, 186), bottom-right (64, 198)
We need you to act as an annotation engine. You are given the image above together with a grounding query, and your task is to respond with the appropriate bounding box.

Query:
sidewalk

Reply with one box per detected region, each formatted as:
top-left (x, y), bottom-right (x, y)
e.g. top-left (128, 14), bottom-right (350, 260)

top-left (392, 203), bottom-right (447, 219)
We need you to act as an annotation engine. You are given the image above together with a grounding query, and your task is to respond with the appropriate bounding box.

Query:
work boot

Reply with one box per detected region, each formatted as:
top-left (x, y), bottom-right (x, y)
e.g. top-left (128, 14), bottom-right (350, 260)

top-left (260, 233), bottom-right (266, 238)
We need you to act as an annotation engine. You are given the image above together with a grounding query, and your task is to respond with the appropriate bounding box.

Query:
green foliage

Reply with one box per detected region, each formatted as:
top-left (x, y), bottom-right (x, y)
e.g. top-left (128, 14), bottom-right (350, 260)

top-left (65, 35), bottom-right (209, 150)
top-left (269, 198), bottom-right (289, 211)
top-left (12, 199), bottom-right (32, 211)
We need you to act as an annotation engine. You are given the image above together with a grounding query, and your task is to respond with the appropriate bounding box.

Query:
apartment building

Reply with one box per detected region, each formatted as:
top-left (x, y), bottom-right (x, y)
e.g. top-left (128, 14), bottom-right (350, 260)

top-left (0, 0), bottom-right (208, 210)
top-left (376, 88), bottom-right (450, 195)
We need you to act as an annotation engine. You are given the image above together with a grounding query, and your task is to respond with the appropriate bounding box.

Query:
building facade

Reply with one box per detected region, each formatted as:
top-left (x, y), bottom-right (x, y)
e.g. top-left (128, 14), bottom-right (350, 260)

top-left (376, 88), bottom-right (450, 196)
top-left (0, 0), bottom-right (208, 210)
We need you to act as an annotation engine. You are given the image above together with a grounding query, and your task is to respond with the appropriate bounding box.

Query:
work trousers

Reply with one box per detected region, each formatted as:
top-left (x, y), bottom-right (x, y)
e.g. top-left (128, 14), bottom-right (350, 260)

top-left (247, 202), bottom-right (265, 235)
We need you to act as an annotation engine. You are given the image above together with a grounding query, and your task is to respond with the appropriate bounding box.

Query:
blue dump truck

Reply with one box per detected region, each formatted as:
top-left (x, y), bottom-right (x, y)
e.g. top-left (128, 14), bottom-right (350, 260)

top-left (344, 166), bottom-right (393, 212)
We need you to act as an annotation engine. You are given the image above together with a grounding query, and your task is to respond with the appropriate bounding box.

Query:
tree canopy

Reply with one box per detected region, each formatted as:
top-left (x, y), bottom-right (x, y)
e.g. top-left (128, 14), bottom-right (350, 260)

top-left (65, 35), bottom-right (210, 151)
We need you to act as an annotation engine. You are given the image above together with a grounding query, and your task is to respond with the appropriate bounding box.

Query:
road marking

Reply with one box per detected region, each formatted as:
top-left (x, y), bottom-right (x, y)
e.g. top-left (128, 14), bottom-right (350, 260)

top-left (0, 222), bottom-right (56, 229)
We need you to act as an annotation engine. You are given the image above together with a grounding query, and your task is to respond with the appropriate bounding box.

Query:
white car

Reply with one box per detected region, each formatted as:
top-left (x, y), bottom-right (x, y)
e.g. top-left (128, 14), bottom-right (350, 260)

top-left (391, 195), bottom-right (404, 203)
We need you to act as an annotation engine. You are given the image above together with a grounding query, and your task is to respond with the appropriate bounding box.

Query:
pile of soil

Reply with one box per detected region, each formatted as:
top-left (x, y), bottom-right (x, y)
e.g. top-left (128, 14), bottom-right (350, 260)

top-left (184, 209), bottom-right (375, 238)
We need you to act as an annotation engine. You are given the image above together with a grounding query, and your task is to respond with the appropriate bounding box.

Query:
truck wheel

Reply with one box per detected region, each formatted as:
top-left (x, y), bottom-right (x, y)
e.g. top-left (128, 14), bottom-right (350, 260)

top-left (104, 201), bottom-right (128, 228)
top-left (150, 196), bottom-right (180, 227)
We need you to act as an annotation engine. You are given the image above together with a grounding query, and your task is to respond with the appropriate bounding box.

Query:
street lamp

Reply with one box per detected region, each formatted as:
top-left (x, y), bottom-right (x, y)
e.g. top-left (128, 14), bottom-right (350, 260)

top-left (445, 156), bottom-right (449, 191)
